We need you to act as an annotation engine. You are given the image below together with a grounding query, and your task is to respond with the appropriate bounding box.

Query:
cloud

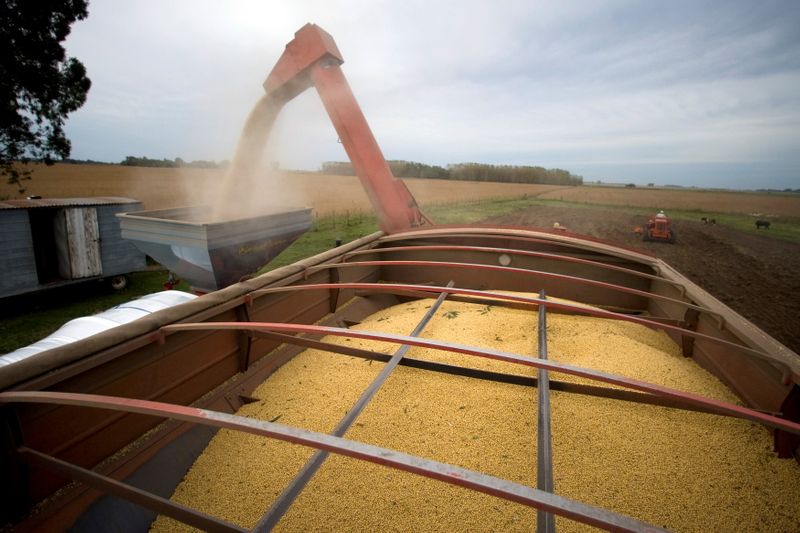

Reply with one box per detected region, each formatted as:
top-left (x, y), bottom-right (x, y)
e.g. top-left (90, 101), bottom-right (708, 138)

top-left (62, 0), bottom-right (800, 188)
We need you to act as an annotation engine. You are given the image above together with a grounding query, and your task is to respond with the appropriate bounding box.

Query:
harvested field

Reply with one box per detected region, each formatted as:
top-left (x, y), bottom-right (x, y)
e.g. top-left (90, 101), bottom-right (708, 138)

top-left (2, 163), bottom-right (567, 215)
top-left (151, 295), bottom-right (800, 532)
top-left (8, 164), bottom-right (797, 219)
top-left (538, 186), bottom-right (800, 217)
top-left (486, 204), bottom-right (800, 357)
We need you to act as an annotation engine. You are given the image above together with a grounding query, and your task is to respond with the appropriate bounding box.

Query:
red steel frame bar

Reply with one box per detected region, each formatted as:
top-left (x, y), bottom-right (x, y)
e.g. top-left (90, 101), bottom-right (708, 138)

top-left (16, 446), bottom-right (245, 533)
top-left (250, 282), bottom-right (791, 372)
top-left (263, 24), bottom-right (427, 233)
top-left (342, 244), bottom-right (684, 289)
top-left (161, 322), bottom-right (800, 436)
top-left (303, 260), bottom-right (715, 317)
top-left (254, 281), bottom-right (455, 530)
top-left (378, 230), bottom-right (653, 259)
top-left (0, 391), bottom-right (668, 532)
top-left (352, 288), bottom-right (685, 326)
top-left (536, 291), bottom-right (555, 533)
top-left (250, 331), bottom-right (761, 417)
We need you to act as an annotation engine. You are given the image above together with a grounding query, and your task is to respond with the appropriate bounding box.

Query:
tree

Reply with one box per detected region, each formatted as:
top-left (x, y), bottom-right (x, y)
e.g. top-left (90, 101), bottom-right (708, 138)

top-left (0, 1), bottom-right (91, 193)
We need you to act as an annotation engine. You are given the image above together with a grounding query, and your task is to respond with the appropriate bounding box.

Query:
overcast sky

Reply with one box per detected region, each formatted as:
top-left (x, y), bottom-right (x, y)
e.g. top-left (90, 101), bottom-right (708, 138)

top-left (62, 0), bottom-right (800, 189)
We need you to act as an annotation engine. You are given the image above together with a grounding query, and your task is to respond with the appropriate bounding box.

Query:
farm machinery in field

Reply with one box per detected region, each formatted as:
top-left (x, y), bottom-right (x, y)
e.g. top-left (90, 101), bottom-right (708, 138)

top-left (635, 210), bottom-right (676, 243)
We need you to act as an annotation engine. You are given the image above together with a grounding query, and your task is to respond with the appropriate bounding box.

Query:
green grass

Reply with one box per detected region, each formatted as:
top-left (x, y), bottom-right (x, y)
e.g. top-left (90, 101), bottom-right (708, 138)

top-left (423, 196), bottom-right (543, 225)
top-left (3, 194), bottom-right (798, 354)
top-left (264, 210), bottom-right (379, 272)
top-left (262, 196), bottom-right (539, 273)
top-left (657, 209), bottom-right (800, 242)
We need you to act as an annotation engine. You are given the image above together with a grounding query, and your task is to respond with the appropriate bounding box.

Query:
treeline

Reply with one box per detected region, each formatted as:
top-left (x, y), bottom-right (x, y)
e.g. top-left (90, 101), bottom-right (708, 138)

top-left (60, 158), bottom-right (111, 165)
top-left (120, 156), bottom-right (226, 169)
top-left (321, 160), bottom-right (582, 185)
top-left (321, 160), bottom-right (449, 179)
top-left (447, 163), bottom-right (582, 185)
top-left (59, 156), bottom-right (583, 185)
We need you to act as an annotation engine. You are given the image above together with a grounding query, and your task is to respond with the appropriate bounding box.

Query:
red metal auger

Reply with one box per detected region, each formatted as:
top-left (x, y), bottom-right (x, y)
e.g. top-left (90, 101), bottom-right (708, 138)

top-left (264, 23), bottom-right (430, 234)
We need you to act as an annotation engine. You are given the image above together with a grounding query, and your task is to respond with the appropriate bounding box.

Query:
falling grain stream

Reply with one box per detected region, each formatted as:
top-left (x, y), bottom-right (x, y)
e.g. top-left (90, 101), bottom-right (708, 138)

top-left (212, 94), bottom-right (282, 222)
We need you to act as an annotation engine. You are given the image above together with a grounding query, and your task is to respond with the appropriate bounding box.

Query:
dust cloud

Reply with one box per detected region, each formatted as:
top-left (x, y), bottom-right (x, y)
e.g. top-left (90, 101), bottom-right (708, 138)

top-left (202, 93), bottom-right (309, 222)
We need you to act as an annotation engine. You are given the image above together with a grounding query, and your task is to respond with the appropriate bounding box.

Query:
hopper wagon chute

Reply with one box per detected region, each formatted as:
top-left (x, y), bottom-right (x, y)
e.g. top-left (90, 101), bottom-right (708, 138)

top-left (1, 24), bottom-right (798, 533)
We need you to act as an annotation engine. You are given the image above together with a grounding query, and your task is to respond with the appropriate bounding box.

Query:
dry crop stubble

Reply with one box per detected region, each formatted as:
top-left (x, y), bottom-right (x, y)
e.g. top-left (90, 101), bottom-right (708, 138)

top-left (11, 164), bottom-right (799, 219)
top-left (538, 186), bottom-right (800, 217)
top-left (7, 164), bottom-right (567, 215)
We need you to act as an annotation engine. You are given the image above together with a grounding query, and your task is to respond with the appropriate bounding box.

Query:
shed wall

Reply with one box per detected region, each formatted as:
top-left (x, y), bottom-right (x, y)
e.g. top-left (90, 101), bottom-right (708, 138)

top-left (0, 211), bottom-right (38, 293)
top-left (0, 201), bottom-right (146, 298)
top-left (98, 204), bottom-right (146, 275)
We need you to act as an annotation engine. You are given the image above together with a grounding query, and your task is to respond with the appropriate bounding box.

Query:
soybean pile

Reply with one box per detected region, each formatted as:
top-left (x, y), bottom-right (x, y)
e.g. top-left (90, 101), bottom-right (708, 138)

top-left (151, 294), bottom-right (800, 532)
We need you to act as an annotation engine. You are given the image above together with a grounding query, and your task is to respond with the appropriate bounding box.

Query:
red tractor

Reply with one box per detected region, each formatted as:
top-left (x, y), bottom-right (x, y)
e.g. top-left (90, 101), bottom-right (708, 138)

top-left (642, 210), bottom-right (676, 243)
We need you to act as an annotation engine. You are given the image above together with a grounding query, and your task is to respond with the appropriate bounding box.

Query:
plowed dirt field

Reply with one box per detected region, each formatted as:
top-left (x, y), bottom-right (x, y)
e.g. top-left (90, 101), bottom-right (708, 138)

top-left (486, 205), bottom-right (800, 356)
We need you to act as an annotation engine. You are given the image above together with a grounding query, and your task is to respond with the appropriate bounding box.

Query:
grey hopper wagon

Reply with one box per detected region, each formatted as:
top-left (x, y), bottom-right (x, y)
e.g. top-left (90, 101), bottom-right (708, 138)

top-left (116, 205), bottom-right (313, 292)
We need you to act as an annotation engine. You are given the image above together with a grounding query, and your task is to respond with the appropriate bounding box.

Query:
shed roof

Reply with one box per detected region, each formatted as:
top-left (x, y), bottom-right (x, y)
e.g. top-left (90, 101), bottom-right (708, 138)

top-left (0, 197), bottom-right (140, 210)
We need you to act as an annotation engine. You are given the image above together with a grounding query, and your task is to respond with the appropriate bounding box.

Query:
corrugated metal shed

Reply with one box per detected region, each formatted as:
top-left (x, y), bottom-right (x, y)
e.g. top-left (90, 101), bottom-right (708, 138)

top-left (0, 197), bottom-right (147, 298)
top-left (0, 197), bottom-right (139, 210)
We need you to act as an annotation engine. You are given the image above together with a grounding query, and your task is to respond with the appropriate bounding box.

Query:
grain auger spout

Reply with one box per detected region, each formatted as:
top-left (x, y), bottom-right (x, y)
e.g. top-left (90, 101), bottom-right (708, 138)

top-left (264, 23), bottom-right (430, 234)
